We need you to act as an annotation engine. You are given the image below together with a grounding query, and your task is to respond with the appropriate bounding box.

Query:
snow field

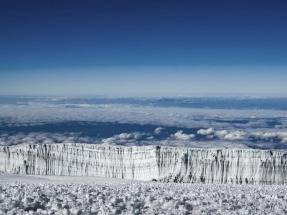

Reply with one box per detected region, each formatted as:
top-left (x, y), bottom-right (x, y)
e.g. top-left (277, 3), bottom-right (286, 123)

top-left (0, 182), bottom-right (286, 215)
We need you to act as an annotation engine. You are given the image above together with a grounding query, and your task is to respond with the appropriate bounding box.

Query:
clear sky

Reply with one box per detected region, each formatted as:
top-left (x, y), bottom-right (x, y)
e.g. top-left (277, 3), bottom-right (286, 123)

top-left (0, 0), bottom-right (286, 96)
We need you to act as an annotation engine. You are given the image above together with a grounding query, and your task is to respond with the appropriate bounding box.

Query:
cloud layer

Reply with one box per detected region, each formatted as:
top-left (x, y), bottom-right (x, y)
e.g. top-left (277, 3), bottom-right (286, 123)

top-left (0, 101), bottom-right (287, 150)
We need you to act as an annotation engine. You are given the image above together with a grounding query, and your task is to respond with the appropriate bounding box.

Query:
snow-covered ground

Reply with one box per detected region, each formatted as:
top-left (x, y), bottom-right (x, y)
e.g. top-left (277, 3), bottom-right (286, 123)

top-left (0, 173), bottom-right (286, 215)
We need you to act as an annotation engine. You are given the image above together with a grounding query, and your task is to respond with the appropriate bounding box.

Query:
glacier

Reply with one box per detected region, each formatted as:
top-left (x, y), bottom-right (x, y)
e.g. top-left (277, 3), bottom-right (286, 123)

top-left (0, 143), bottom-right (286, 185)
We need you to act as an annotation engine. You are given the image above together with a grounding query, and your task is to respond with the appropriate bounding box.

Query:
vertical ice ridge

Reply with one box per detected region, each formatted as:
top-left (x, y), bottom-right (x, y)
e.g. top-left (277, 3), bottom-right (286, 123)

top-left (0, 144), bottom-right (286, 184)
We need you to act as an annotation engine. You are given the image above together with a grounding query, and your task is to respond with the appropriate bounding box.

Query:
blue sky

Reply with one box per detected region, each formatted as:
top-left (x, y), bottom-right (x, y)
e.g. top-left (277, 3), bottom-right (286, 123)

top-left (0, 0), bottom-right (286, 96)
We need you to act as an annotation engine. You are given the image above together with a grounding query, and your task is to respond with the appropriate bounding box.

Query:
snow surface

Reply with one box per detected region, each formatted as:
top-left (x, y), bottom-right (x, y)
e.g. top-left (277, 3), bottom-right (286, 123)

top-left (0, 172), bottom-right (287, 214)
top-left (0, 144), bottom-right (286, 185)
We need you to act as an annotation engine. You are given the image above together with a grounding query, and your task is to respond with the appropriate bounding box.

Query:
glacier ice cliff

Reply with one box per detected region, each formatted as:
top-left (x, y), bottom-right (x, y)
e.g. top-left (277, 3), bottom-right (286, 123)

top-left (0, 144), bottom-right (286, 185)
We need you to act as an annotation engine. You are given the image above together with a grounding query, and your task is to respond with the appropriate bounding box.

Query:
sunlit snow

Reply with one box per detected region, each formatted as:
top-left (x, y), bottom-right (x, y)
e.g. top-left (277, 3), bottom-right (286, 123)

top-left (0, 173), bottom-right (287, 214)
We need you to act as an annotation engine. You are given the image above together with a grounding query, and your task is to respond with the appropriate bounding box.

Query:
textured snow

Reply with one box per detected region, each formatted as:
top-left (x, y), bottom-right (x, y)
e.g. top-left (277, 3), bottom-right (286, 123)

top-left (0, 144), bottom-right (286, 185)
top-left (0, 173), bottom-right (287, 215)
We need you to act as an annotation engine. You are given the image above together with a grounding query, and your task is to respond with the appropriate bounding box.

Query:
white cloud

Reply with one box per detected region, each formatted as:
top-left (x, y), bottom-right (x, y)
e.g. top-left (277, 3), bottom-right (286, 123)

top-left (154, 127), bottom-right (165, 135)
top-left (282, 137), bottom-right (287, 144)
top-left (215, 130), bottom-right (228, 138)
top-left (170, 130), bottom-right (195, 141)
top-left (101, 132), bottom-right (144, 145)
top-left (222, 131), bottom-right (245, 141)
top-left (197, 128), bottom-right (245, 141)
top-left (252, 131), bottom-right (287, 143)
top-left (0, 132), bottom-right (98, 146)
top-left (118, 133), bottom-right (133, 140)
top-left (197, 128), bottom-right (214, 135)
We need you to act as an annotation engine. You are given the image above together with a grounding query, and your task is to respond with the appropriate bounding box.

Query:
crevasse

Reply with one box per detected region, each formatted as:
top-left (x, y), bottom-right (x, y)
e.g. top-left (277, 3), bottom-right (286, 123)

top-left (0, 144), bottom-right (286, 185)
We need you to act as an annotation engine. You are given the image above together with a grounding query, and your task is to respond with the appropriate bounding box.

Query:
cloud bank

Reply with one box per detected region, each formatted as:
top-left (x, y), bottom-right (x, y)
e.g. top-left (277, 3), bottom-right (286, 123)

top-left (0, 101), bottom-right (287, 150)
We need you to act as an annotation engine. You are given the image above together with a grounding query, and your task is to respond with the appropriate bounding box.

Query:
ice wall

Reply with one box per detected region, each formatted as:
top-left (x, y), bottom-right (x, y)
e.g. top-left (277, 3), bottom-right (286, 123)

top-left (0, 144), bottom-right (286, 184)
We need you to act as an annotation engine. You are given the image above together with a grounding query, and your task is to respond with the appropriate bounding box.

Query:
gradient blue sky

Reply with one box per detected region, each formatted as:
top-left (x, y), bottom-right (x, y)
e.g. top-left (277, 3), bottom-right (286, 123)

top-left (0, 0), bottom-right (287, 96)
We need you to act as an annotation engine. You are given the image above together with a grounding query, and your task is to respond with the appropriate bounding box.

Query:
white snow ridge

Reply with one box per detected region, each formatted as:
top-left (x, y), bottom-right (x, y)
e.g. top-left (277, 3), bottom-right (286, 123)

top-left (0, 143), bottom-right (286, 185)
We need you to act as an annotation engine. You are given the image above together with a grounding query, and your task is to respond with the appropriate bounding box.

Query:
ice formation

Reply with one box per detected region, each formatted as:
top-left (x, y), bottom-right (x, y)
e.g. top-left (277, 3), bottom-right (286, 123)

top-left (0, 144), bottom-right (286, 185)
